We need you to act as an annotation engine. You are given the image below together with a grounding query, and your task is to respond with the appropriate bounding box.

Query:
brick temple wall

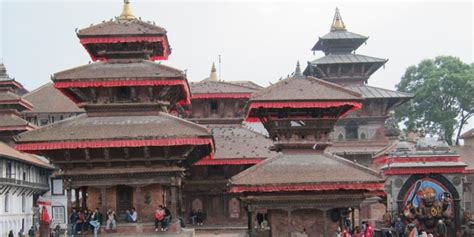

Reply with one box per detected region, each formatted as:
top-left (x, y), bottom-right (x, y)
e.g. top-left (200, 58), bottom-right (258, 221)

top-left (269, 209), bottom-right (338, 237)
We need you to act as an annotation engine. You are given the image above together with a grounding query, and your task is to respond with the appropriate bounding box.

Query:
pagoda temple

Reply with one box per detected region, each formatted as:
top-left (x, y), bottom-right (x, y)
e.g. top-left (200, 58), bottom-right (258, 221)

top-left (304, 9), bottom-right (413, 164)
top-left (14, 1), bottom-right (214, 232)
top-left (230, 63), bottom-right (385, 236)
top-left (0, 64), bottom-right (36, 144)
top-left (183, 64), bottom-right (275, 225)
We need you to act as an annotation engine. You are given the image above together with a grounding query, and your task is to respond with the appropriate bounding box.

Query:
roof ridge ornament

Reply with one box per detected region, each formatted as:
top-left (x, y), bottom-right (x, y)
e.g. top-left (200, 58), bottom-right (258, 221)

top-left (294, 61), bottom-right (302, 77)
top-left (118, 0), bottom-right (136, 21)
top-left (330, 7), bottom-right (346, 32)
top-left (209, 63), bottom-right (219, 81)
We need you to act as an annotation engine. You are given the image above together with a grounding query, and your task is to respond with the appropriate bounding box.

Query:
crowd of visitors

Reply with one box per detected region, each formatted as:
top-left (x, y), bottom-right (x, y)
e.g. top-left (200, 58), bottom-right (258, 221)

top-left (154, 205), bottom-right (172, 232)
top-left (69, 208), bottom-right (103, 237)
top-left (190, 209), bottom-right (204, 226)
top-left (333, 222), bottom-right (374, 237)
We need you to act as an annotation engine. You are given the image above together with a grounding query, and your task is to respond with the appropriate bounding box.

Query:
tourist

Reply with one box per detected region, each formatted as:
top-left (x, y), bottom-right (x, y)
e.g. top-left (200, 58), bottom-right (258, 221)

top-left (8, 230), bottom-right (14, 237)
top-left (28, 226), bottom-right (35, 237)
top-left (420, 231), bottom-right (428, 237)
top-left (76, 210), bottom-right (85, 234)
top-left (82, 209), bottom-right (91, 234)
top-left (154, 207), bottom-right (166, 231)
top-left (436, 220), bottom-right (447, 237)
top-left (69, 208), bottom-right (79, 237)
top-left (364, 223), bottom-right (374, 237)
top-left (106, 209), bottom-right (117, 232)
top-left (394, 217), bottom-right (404, 237)
top-left (89, 208), bottom-right (101, 237)
top-left (190, 209), bottom-right (197, 225)
top-left (427, 234), bottom-right (434, 237)
top-left (126, 207), bottom-right (137, 222)
top-left (162, 206), bottom-right (172, 231)
top-left (333, 227), bottom-right (343, 237)
top-left (196, 209), bottom-right (204, 226)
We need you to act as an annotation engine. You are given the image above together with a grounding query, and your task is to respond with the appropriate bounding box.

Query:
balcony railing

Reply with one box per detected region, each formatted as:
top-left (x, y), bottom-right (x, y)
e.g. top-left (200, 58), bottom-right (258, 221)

top-left (0, 177), bottom-right (49, 190)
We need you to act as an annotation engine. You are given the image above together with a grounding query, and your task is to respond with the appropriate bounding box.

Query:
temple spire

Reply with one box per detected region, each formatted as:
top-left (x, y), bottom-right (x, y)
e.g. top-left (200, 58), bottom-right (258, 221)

top-left (209, 63), bottom-right (218, 81)
top-left (330, 8), bottom-right (346, 32)
top-left (294, 61), bottom-right (302, 76)
top-left (118, 0), bottom-right (136, 20)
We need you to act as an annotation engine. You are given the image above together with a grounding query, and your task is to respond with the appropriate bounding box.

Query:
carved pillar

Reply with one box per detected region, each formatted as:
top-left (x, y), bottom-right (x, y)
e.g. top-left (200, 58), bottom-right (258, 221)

top-left (100, 187), bottom-right (108, 215)
top-left (75, 188), bottom-right (80, 209)
top-left (321, 208), bottom-right (329, 237)
top-left (247, 206), bottom-right (253, 234)
top-left (66, 189), bottom-right (72, 219)
top-left (135, 186), bottom-right (142, 222)
top-left (287, 209), bottom-right (292, 234)
top-left (81, 187), bottom-right (88, 210)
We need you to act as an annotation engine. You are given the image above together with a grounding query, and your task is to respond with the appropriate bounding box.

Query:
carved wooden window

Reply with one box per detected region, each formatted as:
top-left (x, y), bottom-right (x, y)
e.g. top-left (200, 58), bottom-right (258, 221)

top-left (345, 121), bottom-right (358, 140)
top-left (117, 87), bottom-right (131, 101)
top-left (210, 100), bottom-right (218, 114)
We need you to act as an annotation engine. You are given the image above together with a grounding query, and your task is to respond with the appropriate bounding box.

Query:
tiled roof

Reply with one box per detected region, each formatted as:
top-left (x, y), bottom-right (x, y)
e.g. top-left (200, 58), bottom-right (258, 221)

top-left (227, 81), bottom-right (263, 90)
top-left (230, 152), bottom-right (383, 186)
top-left (53, 59), bottom-right (184, 81)
top-left (190, 80), bottom-right (260, 95)
top-left (250, 75), bottom-right (362, 101)
top-left (15, 113), bottom-right (211, 143)
top-left (0, 91), bottom-right (21, 101)
top-left (208, 125), bottom-right (275, 160)
top-left (381, 161), bottom-right (467, 169)
top-left (347, 86), bottom-right (414, 99)
top-left (22, 83), bottom-right (84, 114)
top-left (310, 54), bottom-right (387, 65)
top-left (461, 128), bottom-right (474, 139)
top-left (77, 19), bottom-right (166, 37)
top-left (326, 141), bottom-right (390, 155)
top-left (454, 146), bottom-right (474, 171)
top-left (0, 142), bottom-right (53, 169)
top-left (0, 114), bottom-right (31, 128)
top-left (320, 31), bottom-right (368, 40)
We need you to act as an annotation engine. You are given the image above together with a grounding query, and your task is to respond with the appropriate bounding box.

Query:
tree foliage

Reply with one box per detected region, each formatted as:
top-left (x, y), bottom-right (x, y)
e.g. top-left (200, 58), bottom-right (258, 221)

top-left (395, 56), bottom-right (473, 145)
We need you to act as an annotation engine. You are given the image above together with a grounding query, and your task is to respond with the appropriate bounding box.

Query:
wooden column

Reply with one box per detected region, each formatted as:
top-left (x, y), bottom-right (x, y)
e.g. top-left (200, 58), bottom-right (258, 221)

top-left (247, 207), bottom-right (253, 234)
top-left (100, 187), bottom-right (108, 215)
top-left (66, 189), bottom-right (72, 219)
top-left (81, 187), bottom-right (88, 210)
top-left (321, 208), bottom-right (329, 237)
top-left (135, 186), bottom-right (143, 223)
top-left (75, 188), bottom-right (80, 209)
top-left (287, 209), bottom-right (292, 235)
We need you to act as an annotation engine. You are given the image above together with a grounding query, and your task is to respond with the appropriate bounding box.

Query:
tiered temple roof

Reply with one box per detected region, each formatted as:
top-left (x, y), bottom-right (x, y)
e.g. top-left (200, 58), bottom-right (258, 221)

top-left (22, 83), bottom-right (84, 114)
top-left (230, 63), bottom-right (384, 193)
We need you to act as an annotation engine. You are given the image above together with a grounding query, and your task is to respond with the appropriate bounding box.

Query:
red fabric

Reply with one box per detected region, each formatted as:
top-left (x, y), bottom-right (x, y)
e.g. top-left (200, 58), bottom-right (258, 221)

top-left (229, 182), bottom-right (384, 193)
top-left (54, 79), bottom-right (191, 104)
top-left (16, 137), bottom-right (214, 151)
top-left (192, 93), bottom-right (252, 99)
top-left (245, 101), bottom-right (361, 121)
top-left (80, 36), bottom-right (170, 61)
top-left (194, 158), bottom-right (264, 166)
top-left (37, 201), bottom-right (51, 206)
top-left (383, 167), bottom-right (465, 175)
top-left (155, 211), bottom-right (165, 220)
top-left (40, 207), bottom-right (50, 224)
top-left (374, 155), bottom-right (460, 164)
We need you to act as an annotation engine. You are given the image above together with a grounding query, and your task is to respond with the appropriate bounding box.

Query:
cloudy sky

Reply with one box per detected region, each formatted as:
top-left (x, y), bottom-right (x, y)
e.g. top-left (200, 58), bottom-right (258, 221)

top-left (1, 0), bottom-right (472, 91)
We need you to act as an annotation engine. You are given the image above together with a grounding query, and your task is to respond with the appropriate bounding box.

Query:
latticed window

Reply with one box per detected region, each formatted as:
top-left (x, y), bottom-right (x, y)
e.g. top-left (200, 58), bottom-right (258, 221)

top-left (4, 193), bottom-right (9, 212)
top-left (52, 206), bottom-right (66, 223)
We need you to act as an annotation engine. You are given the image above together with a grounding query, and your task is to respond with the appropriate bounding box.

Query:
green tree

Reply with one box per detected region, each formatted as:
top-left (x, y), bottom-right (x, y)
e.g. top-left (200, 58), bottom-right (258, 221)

top-left (395, 56), bottom-right (473, 145)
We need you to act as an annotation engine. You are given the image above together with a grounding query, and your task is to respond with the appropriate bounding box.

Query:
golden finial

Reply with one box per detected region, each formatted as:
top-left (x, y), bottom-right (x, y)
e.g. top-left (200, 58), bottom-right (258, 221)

top-left (209, 63), bottom-right (218, 81)
top-left (118, 0), bottom-right (136, 20)
top-left (330, 8), bottom-right (346, 31)
top-left (294, 61), bottom-right (302, 76)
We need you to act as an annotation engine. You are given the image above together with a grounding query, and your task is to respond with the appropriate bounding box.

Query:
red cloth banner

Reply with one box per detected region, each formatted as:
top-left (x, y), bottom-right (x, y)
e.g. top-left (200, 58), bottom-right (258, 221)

top-left (16, 137), bottom-right (214, 151)
top-left (229, 182), bottom-right (384, 193)
top-left (383, 167), bottom-right (465, 175)
top-left (80, 36), bottom-right (170, 61)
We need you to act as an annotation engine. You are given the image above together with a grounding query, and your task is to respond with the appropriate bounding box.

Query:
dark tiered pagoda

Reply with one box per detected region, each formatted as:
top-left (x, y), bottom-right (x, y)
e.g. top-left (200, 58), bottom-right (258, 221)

top-left (230, 63), bottom-right (384, 236)
top-left (0, 64), bottom-right (36, 144)
top-left (15, 1), bottom-right (214, 231)
top-left (305, 9), bottom-right (413, 164)
top-left (179, 64), bottom-right (273, 225)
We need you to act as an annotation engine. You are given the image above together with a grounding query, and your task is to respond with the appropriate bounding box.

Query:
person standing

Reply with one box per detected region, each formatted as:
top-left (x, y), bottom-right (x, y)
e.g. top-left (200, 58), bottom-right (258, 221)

top-left (28, 226), bottom-right (35, 237)
top-left (69, 208), bottom-right (79, 237)
top-left (394, 217), bottom-right (405, 237)
top-left (436, 220), bottom-right (447, 237)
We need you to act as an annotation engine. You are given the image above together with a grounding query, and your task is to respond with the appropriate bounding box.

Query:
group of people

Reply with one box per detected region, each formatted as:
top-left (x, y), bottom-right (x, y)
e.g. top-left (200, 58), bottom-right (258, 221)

top-left (69, 208), bottom-right (103, 237)
top-left (334, 222), bottom-right (374, 237)
top-left (154, 205), bottom-right (172, 231)
top-left (190, 209), bottom-right (204, 226)
top-left (393, 217), bottom-right (449, 237)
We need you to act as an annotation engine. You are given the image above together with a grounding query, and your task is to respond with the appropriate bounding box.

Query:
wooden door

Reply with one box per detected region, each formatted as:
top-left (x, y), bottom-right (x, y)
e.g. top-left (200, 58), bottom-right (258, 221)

top-left (116, 185), bottom-right (133, 221)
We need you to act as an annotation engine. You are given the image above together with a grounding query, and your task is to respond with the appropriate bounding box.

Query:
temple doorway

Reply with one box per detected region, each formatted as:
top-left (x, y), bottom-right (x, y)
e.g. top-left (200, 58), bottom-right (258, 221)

top-left (116, 185), bottom-right (133, 221)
